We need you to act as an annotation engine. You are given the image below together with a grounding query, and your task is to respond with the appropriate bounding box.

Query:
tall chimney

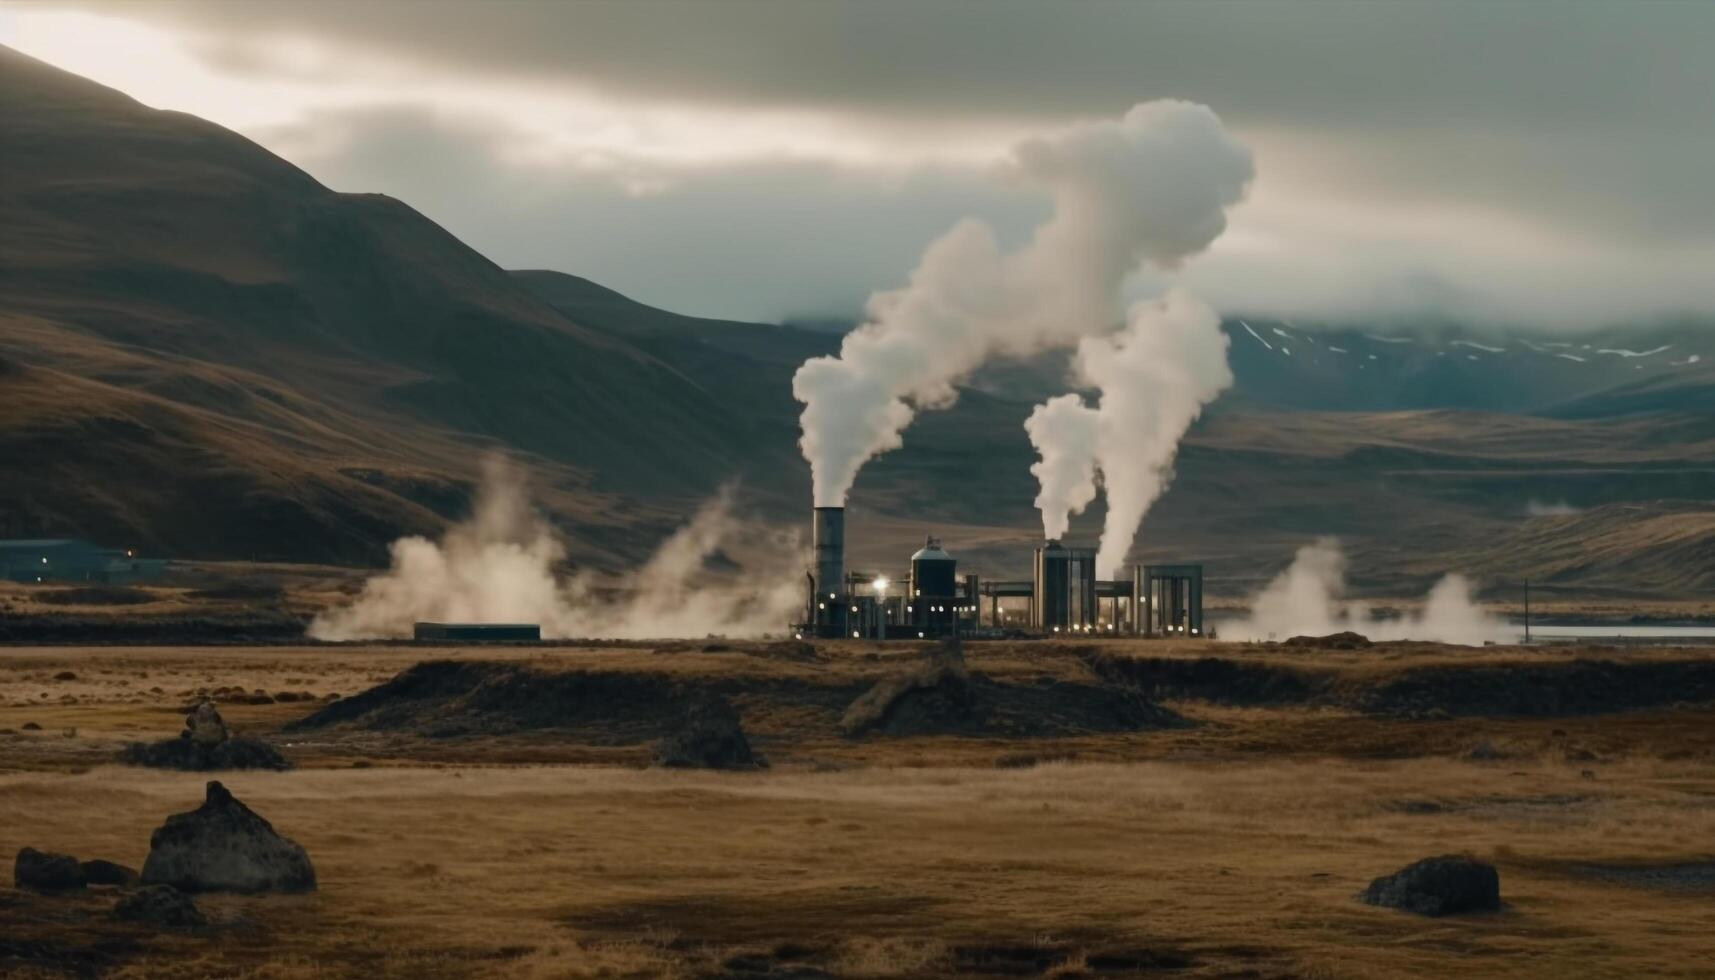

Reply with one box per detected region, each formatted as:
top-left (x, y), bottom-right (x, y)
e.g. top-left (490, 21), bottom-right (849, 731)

top-left (812, 506), bottom-right (845, 605)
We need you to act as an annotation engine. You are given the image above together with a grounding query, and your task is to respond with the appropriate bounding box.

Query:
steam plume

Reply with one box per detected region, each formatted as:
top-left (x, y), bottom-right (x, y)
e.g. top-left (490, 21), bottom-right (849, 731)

top-left (794, 101), bottom-right (1253, 506)
top-left (1026, 290), bottom-right (1232, 575)
top-left (1223, 537), bottom-right (1511, 645)
top-left (309, 456), bottom-right (802, 640)
top-left (1022, 393), bottom-right (1100, 541)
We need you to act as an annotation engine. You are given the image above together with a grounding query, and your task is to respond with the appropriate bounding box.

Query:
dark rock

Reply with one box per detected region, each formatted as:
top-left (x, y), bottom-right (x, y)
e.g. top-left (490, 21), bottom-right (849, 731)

top-left (21, 721), bottom-right (42, 731)
top-left (111, 885), bottom-right (206, 929)
top-left (653, 697), bottom-right (766, 770)
top-left (79, 859), bottom-right (140, 888)
top-left (141, 781), bottom-right (316, 893)
top-left (15, 847), bottom-right (85, 892)
top-left (53, 671), bottom-right (77, 681)
top-left (183, 701), bottom-right (229, 743)
top-left (1283, 631), bottom-right (1372, 650)
top-left (120, 735), bottom-right (292, 771)
top-left (1360, 855), bottom-right (1501, 916)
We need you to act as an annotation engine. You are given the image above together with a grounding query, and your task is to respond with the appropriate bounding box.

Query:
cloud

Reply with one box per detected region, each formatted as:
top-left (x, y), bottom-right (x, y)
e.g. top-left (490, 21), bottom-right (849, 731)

top-left (6, 2), bottom-right (1715, 327)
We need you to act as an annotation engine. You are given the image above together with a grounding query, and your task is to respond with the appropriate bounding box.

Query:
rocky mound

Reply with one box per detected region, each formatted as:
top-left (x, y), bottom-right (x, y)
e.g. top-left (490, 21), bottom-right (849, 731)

top-left (141, 781), bottom-right (315, 894)
top-left (119, 701), bottom-right (292, 771)
top-left (120, 736), bottom-right (292, 771)
top-left (653, 697), bottom-right (766, 770)
top-left (111, 885), bottom-right (205, 930)
top-left (288, 660), bottom-right (682, 741)
top-left (1360, 855), bottom-right (1500, 916)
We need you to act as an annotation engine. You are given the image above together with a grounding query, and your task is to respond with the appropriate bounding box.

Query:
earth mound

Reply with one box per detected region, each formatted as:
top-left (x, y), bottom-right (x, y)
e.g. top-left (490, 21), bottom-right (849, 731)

top-left (141, 781), bottom-right (316, 894)
top-left (653, 697), bottom-right (766, 770)
top-left (845, 642), bottom-right (1182, 738)
top-left (1284, 631), bottom-right (1372, 649)
top-left (1360, 855), bottom-right (1500, 916)
top-left (288, 660), bottom-right (683, 741)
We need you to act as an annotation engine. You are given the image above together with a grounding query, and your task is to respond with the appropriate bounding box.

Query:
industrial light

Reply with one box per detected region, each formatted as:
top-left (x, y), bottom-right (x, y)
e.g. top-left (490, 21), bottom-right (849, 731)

top-left (852, 631), bottom-right (860, 638)
top-left (918, 631), bottom-right (925, 638)
top-left (1191, 628), bottom-right (1200, 635)
top-left (1053, 626), bottom-right (1061, 633)
top-left (828, 592), bottom-right (835, 599)
top-left (873, 575), bottom-right (889, 593)
top-left (794, 633), bottom-right (803, 640)
top-left (818, 602), bottom-right (825, 610)
top-left (907, 604), bottom-right (913, 612)
top-left (41, 557), bottom-right (48, 564)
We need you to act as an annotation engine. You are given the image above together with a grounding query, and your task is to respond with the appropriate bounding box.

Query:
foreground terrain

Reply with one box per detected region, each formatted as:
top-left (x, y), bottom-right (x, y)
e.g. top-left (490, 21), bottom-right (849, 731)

top-left (4, 638), bottom-right (1715, 978)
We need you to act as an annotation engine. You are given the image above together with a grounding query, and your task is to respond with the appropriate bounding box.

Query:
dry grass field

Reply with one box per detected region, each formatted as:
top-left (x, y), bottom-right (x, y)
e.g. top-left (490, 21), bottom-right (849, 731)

top-left (5, 640), bottom-right (1715, 978)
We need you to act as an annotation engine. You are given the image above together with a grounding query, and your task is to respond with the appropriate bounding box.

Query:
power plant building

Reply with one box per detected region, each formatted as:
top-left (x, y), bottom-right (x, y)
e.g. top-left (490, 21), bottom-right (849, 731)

top-left (798, 510), bottom-right (1203, 639)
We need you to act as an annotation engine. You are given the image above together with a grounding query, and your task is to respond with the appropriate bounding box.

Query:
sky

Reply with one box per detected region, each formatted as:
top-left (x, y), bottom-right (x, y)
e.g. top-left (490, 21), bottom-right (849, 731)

top-left (4, 0), bottom-right (1713, 329)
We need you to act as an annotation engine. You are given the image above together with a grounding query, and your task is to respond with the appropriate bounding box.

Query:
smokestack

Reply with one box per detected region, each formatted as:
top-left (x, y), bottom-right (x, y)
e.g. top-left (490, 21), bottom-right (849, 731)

top-left (813, 506), bottom-right (845, 605)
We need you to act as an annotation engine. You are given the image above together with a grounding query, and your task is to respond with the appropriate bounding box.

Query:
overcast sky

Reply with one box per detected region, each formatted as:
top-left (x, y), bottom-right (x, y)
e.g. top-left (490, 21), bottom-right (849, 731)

top-left (5, 1), bottom-right (1713, 329)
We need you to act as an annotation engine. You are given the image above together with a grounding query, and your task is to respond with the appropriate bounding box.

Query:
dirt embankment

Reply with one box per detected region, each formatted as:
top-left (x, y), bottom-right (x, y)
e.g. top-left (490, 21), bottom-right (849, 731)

top-left (1087, 651), bottom-right (1715, 717)
top-left (290, 657), bottom-right (1184, 744)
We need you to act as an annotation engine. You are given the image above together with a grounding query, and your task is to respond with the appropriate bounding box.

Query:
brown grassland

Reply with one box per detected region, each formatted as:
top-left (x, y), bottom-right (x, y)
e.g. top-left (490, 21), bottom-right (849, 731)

top-left (4, 640), bottom-right (1715, 978)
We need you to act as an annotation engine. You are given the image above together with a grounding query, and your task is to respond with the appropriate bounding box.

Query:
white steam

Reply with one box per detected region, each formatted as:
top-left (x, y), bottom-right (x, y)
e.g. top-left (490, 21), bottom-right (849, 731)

top-left (793, 101), bottom-right (1254, 506)
top-left (1222, 537), bottom-right (1512, 645)
top-left (1026, 289), bottom-right (1233, 575)
top-left (1022, 393), bottom-right (1101, 541)
top-left (309, 457), bottom-right (802, 641)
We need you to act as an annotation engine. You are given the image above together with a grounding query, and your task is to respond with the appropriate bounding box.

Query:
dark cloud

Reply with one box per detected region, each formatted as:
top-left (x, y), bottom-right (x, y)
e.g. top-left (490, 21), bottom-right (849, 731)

top-left (28, 0), bottom-right (1715, 327)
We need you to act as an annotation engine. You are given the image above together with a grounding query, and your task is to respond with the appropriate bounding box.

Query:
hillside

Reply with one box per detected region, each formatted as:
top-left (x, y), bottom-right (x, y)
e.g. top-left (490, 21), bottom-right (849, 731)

top-left (0, 45), bottom-right (763, 565)
top-left (3, 43), bottom-right (1714, 596)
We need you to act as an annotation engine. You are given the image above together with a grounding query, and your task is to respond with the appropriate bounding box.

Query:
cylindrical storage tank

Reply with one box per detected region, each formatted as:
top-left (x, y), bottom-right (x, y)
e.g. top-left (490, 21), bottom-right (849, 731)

top-left (908, 537), bottom-right (957, 600)
top-left (812, 507), bottom-right (845, 603)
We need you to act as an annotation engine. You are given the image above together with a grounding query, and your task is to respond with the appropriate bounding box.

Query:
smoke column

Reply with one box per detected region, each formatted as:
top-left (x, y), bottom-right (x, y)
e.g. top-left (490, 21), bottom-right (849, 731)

top-left (1026, 290), bottom-right (1233, 575)
top-left (309, 456), bottom-right (803, 640)
top-left (1223, 537), bottom-right (1512, 645)
top-left (793, 101), bottom-right (1253, 506)
top-left (1022, 393), bottom-right (1100, 541)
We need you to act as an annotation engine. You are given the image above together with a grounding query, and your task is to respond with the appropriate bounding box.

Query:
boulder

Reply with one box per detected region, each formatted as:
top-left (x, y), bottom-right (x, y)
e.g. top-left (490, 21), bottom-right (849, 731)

top-left (141, 781), bottom-right (316, 893)
top-left (653, 697), bottom-right (766, 770)
top-left (183, 701), bottom-right (228, 745)
top-left (15, 847), bottom-right (84, 892)
top-left (80, 859), bottom-right (141, 888)
top-left (1360, 855), bottom-right (1501, 916)
top-left (111, 885), bottom-right (206, 929)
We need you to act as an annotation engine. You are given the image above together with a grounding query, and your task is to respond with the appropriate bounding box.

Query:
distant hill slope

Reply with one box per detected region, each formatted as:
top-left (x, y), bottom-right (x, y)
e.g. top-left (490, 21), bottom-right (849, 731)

top-left (0, 45), bottom-right (766, 563)
top-left (4, 44), bottom-right (1713, 595)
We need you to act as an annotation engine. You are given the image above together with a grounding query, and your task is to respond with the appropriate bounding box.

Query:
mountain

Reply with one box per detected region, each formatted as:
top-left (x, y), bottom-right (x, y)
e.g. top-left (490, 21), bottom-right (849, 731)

top-left (4, 43), bottom-right (1714, 597)
top-left (0, 45), bottom-right (775, 565)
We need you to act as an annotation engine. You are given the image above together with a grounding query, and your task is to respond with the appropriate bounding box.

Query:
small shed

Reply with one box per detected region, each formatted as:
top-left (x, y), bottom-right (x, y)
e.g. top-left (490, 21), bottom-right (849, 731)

top-left (412, 622), bottom-right (542, 642)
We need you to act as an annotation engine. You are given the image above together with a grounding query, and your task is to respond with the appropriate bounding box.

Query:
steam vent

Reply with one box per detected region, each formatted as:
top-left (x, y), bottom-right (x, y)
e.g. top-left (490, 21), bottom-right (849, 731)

top-left (798, 515), bottom-right (1203, 640)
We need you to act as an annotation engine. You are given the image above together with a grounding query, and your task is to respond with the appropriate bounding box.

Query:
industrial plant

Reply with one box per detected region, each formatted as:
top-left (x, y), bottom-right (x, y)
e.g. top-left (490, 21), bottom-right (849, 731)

top-left (799, 507), bottom-right (1205, 640)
